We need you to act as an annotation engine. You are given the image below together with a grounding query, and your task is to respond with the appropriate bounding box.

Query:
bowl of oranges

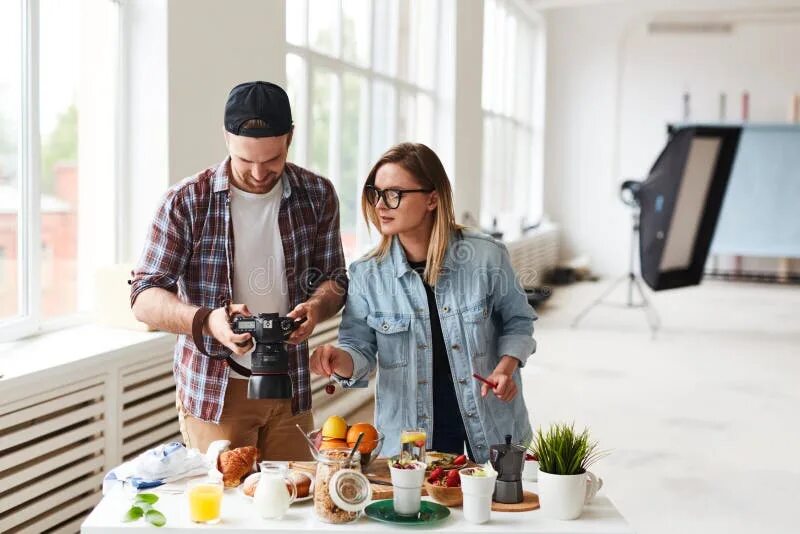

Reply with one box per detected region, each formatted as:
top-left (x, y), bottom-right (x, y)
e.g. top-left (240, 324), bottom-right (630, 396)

top-left (307, 416), bottom-right (384, 467)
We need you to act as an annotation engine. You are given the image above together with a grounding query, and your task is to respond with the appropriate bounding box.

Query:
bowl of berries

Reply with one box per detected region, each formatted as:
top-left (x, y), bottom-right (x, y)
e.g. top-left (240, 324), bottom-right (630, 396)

top-left (424, 466), bottom-right (463, 507)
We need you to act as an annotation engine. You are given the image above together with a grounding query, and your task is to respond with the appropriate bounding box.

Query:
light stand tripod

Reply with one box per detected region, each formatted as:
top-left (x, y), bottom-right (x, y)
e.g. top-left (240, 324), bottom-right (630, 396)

top-left (571, 182), bottom-right (661, 338)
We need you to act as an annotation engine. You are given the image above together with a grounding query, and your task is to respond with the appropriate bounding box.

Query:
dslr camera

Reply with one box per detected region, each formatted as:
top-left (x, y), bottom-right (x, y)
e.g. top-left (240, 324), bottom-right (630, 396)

top-left (230, 313), bottom-right (305, 400)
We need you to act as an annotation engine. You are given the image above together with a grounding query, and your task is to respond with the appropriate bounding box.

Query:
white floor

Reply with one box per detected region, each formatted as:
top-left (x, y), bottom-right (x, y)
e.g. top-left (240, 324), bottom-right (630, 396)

top-left (521, 279), bottom-right (800, 534)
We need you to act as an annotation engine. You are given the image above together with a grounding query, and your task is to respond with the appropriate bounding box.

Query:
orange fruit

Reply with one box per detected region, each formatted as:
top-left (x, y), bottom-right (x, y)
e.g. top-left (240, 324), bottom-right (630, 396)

top-left (346, 423), bottom-right (379, 454)
top-left (321, 415), bottom-right (347, 440)
top-left (319, 439), bottom-right (348, 451)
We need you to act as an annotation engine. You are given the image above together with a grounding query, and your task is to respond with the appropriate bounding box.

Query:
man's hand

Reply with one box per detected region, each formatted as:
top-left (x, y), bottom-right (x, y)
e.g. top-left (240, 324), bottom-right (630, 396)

top-left (286, 301), bottom-right (320, 344)
top-left (480, 356), bottom-right (520, 402)
top-left (310, 345), bottom-right (354, 378)
top-left (203, 303), bottom-right (253, 356)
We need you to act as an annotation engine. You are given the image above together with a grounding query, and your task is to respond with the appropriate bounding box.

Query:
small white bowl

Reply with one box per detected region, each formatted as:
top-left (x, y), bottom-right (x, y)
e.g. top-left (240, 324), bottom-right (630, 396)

top-left (522, 459), bottom-right (539, 482)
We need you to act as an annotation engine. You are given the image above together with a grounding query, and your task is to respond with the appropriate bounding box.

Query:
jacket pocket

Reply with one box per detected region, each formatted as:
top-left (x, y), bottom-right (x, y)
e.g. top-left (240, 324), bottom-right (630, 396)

top-left (366, 313), bottom-right (411, 369)
top-left (462, 304), bottom-right (490, 358)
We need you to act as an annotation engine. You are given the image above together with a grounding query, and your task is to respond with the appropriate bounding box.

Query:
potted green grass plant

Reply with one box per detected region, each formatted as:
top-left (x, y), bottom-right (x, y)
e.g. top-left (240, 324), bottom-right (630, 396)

top-left (529, 423), bottom-right (608, 520)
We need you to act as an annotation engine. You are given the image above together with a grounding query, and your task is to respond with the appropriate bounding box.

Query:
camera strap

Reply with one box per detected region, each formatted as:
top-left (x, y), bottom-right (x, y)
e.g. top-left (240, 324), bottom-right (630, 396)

top-left (191, 306), bottom-right (253, 377)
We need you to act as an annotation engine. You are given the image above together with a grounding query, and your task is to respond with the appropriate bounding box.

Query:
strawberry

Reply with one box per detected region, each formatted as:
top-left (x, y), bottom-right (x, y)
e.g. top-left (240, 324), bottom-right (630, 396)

top-left (445, 469), bottom-right (460, 487)
top-left (427, 467), bottom-right (444, 484)
top-left (525, 453), bottom-right (538, 461)
top-left (453, 454), bottom-right (467, 466)
top-left (415, 439), bottom-right (426, 448)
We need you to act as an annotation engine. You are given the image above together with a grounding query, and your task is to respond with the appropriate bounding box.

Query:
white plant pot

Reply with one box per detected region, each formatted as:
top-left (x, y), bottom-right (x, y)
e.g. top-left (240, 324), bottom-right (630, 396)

top-left (537, 469), bottom-right (603, 520)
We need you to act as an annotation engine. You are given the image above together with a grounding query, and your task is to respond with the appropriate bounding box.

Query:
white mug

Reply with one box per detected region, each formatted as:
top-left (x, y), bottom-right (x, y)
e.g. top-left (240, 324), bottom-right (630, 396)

top-left (389, 462), bottom-right (426, 516)
top-left (522, 459), bottom-right (539, 481)
top-left (460, 468), bottom-right (498, 524)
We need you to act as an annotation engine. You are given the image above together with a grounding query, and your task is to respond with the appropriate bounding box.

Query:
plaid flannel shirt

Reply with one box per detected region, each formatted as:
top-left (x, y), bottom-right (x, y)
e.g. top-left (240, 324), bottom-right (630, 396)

top-left (130, 158), bottom-right (348, 423)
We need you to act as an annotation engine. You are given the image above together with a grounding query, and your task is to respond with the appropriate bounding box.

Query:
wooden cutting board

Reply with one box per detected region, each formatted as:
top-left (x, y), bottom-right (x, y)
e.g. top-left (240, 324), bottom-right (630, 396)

top-left (491, 491), bottom-right (539, 512)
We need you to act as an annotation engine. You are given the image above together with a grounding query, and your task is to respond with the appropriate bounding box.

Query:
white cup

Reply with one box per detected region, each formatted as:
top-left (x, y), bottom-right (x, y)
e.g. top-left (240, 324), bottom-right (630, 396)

top-left (537, 469), bottom-right (603, 520)
top-left (460, 468), bottom-right (498, 524)
top-left (522, 459), bottom-right (539, 481)
top-left (389, 461), bottom-right (426, 516)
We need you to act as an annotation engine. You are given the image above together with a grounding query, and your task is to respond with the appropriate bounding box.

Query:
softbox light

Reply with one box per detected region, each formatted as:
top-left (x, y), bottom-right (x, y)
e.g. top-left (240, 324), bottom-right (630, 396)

top-left (638, 125), bottom-right (742, 291)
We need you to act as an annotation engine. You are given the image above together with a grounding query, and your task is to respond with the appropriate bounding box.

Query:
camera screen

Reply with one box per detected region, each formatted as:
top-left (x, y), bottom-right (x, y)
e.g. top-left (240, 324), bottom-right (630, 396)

top-left (238, 320), bottom-right (256, 329)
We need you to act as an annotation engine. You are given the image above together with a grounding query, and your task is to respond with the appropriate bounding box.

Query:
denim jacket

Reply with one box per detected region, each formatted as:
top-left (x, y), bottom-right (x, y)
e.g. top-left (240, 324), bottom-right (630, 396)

top-left (335, 229), bottom-right (536, 463)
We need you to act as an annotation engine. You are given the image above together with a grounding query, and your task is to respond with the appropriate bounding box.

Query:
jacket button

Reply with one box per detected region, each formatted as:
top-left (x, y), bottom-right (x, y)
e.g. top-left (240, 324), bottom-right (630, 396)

top-left (442, 306), bottom-right (449, 313)
top-left (451, 344), bottom-right (461, 351)
top-left (417, 343), bottom-right (427, 349)
top-left (458, 378), bottom-right (467, 384)
top-left (467, 411), bottom-right (476, 418)
top-left (418, 379), bottom-right (428, 385)
top-left (382, 324), bottom-right (389, 330)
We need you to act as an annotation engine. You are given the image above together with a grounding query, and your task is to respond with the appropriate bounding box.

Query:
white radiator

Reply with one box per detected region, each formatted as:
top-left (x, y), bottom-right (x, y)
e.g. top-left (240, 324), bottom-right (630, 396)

top-left (506, 221), bottom-right (560, 288)
top-left (0, 331), bottom-right (176, 534)
top-left (120, 356), bottom-right (181, 461)
top-left (0, 377), bottom-right (108, 533)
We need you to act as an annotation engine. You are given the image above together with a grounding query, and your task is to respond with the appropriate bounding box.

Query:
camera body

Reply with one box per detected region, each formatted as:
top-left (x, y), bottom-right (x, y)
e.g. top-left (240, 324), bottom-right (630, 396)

top-left (230, 313), bottom-right (303, 400)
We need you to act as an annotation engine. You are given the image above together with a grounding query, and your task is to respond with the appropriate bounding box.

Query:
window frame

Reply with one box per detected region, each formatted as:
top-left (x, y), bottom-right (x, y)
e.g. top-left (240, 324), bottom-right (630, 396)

top-left (480, 0), bottom-right (544, 238)
top-left (285, 0), bottom-right (448, 262)
top-left (0, 0), bottom-right (122, 342)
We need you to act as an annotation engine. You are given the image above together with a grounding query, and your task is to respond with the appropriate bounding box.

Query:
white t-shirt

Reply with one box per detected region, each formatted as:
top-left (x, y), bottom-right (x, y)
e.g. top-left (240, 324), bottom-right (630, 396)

top-left (228, 182), bottom-right (290, 378)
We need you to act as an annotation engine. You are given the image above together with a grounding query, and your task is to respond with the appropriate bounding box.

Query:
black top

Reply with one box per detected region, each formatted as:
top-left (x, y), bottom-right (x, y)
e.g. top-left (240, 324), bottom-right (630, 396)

top-left (409, 260), bottom-right (469, 453)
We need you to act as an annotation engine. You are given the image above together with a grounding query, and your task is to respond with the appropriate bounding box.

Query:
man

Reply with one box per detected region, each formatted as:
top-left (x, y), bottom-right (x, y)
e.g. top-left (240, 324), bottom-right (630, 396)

top-left (130, 81), bottom-right (347, 460)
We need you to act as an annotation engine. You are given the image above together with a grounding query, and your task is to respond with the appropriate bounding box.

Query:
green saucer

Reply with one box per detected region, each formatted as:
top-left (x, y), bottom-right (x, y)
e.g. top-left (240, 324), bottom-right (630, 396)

top-left (364, 500), bottom-right (451, 525)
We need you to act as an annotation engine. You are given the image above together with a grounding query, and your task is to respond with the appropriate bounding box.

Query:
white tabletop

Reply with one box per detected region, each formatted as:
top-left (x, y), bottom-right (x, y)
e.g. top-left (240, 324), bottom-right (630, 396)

top-left (82, 479), bottom-right (632, 533)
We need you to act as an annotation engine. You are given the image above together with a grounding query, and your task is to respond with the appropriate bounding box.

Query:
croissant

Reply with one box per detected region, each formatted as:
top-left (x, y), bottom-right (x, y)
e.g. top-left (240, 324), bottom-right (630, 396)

top-left (217, 446), bottom-right (259, 487)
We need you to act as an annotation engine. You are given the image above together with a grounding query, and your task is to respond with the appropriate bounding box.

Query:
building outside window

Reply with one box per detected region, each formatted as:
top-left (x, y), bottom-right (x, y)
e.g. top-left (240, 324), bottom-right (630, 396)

top-left (0, 0), bottom-right (119, 341)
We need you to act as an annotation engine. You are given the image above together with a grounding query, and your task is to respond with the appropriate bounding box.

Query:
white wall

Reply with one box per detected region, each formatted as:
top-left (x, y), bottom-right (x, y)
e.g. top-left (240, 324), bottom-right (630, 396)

top-left (122, 0), bottom-right (168, 263)
top-left (542, 0), bottom-right (800, 276)
top-left (78, 0), bottom-right (119, 309)
top-left (453, 0), bottom-right (484, 224)
top-left (167, 0), bottom-right (286, 183)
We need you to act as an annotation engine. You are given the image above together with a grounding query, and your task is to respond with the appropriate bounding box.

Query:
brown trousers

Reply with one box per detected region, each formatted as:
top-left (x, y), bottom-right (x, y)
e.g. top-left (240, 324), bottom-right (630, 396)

top-left (177, 378), bottom-right (314, 461)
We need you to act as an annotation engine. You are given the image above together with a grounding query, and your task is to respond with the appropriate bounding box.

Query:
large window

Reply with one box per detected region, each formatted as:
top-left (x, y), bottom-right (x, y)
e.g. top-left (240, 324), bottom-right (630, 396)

top-left (0, 0), bottom-right (119, 341)
top-left (481, 0), bottom-right (544, 240)
top-left (286, 0), bottom-right (454, 261)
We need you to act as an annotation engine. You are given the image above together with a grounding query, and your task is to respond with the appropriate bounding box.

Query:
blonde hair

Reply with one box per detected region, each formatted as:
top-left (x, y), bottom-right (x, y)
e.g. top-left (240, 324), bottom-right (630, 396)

top-left (362, 142), bottom-right (464, 286)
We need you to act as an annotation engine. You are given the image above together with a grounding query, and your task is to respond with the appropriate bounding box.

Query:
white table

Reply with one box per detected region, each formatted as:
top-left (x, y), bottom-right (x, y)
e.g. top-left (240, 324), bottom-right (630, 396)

top-left (82, 479), bottom-right (632, 533)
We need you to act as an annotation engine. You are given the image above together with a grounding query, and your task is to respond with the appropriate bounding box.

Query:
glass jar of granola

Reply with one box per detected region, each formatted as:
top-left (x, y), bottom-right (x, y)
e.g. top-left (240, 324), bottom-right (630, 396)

top-left (314, 448), bottom-right (371, 524)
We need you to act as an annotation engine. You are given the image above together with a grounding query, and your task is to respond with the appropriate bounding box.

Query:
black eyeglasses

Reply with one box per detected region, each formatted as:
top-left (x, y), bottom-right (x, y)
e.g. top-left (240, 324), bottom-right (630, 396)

top-left (364, 185), bottom-right (434, 209)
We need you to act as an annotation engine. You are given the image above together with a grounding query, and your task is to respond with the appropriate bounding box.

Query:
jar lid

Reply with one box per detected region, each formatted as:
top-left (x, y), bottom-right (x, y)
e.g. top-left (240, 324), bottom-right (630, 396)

top-left (328, 469), bottom-right (372, 513)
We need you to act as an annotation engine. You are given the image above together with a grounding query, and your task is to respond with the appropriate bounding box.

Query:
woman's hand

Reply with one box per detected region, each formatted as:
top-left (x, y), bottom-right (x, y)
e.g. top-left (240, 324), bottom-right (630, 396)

top-left (310, 344), bottom-right (355, 379)
top-left (480, 356), bottom-right (520, 402)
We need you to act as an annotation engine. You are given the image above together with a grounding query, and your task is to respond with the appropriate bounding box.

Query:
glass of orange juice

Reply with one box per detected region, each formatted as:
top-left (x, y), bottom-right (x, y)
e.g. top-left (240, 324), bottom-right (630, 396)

top-left (187, 478), bottom-right (223, 524)
top-left (400, 428), bottom-right (427, 463)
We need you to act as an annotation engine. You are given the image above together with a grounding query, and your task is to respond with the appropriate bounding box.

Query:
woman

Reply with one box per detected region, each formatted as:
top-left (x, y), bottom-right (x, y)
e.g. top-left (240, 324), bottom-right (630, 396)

top-left (310, 143), bottom-right (536, 463)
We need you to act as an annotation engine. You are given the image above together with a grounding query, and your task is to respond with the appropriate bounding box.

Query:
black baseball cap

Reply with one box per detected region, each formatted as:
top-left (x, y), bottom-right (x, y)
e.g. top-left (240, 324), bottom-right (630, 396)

top-left (224, 81), bottom-right (293, 138)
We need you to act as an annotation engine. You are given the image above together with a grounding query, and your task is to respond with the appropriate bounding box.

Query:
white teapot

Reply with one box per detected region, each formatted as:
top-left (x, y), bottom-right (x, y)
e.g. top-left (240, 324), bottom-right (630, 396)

top-left (253, 462), bottom-right (296, 519)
